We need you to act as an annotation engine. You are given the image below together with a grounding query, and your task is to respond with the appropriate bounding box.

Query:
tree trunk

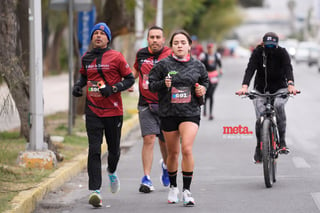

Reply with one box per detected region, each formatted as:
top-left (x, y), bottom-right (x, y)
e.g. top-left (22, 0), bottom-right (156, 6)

top-left (97, 0), bottom-right (135, 39)
top-left (0, 0), bottom-right (30, 139)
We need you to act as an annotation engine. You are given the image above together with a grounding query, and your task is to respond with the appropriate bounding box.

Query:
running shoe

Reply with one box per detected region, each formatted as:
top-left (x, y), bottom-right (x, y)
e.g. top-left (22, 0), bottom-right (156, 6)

top-left (279, 145), bottom-right (290, 154)
top-left (182, 189), bottom-right (195, 207)
top-left (108, 172), bottom-right (120, 193)
top-left (168, 186), bottom-right (179, 204)
top-left (139, 175), bottom-right (155, 193)
top-left (160, 159), bottom-right (170, 187)
top-left (88, 190), bottom-right (102, 207)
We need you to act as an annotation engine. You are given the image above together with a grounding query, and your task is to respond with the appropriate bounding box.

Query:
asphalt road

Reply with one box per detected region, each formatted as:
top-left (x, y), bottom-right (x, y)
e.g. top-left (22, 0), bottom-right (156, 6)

top-left (34, 57), bottom-right (320, 213)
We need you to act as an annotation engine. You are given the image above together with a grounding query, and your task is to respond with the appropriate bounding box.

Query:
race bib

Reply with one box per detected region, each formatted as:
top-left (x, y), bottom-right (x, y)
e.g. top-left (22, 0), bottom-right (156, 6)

top-left (142, 74), bottom-right (149, 90)
top-left (208, 71), bottom-right (219, 84)
top-left (171, 87), bottom-right (191, 103)
top-left (87, 81), bottom-right (102, 97)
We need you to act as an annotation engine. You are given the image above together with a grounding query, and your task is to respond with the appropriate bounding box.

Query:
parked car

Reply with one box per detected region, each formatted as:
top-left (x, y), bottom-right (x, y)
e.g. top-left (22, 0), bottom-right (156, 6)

top-left (294, 41), bottom-right (320, 67)
top-left (279, 39), bottom-right (298, 59)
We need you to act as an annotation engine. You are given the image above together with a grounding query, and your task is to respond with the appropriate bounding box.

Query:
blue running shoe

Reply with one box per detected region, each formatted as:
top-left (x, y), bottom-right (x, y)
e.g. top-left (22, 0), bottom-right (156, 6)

top-left (160, 159), bottom-right (170, 187)
top-left (139, 175), bottom-right (155, 193)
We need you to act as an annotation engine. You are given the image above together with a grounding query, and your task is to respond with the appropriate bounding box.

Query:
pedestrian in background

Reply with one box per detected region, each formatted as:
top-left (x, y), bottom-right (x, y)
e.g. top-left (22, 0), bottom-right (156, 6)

top-left (131, 26), bottom-right (171, 193)
top-left (190, 35), bottom-right (203, 59)
top-left (72, 22), bottom-right (134, 208)
top-left (199, 43), bottom-right (222, 120)
top-left (149, 29), bottom-right (209, 207)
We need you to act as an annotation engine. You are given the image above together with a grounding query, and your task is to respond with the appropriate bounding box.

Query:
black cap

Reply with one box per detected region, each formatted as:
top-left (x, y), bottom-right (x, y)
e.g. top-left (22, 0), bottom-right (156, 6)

top-left (263, 32), bottom-right (279, 46)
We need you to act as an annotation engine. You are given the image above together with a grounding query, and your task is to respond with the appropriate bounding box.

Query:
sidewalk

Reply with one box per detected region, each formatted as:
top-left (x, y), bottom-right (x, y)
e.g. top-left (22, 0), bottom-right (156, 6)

top-left (0, 73), bottom-right (69, 132)
top-left (6, 113), bottom-right (139, 213)
top-left (2, 73), bottom-right (139, 212)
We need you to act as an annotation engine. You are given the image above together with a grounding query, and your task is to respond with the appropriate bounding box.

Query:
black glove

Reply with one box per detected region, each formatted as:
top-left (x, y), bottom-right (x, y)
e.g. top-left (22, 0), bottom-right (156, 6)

top-left (72, 85), bottom-right (83, 97)
top-left (99, 85), bottom-right (113, 97)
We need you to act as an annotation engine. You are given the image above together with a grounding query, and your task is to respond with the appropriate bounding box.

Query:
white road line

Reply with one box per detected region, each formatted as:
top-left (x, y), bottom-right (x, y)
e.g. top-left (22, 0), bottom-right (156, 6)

top-left (292, 156), bottom-right (311, 168)
top-left (311, 192), bottom-right (320, 211)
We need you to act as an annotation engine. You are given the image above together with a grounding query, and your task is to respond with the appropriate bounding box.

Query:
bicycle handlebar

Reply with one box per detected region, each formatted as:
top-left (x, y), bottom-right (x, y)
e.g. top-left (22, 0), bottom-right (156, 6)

top-left (235, 90), bottom-right (301, 99)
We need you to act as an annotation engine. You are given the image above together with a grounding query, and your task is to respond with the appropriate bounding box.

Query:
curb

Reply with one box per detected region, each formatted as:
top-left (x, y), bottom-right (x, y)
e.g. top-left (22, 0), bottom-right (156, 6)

top-left (6, 113), bottom-right (139, 213)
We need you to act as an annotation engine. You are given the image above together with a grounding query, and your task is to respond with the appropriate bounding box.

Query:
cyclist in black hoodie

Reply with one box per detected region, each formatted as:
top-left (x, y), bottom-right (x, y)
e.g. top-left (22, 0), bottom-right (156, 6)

top-left (149, 30), bottom-right (208, 207)
top-left (236, 32), bottom-right (299, 163)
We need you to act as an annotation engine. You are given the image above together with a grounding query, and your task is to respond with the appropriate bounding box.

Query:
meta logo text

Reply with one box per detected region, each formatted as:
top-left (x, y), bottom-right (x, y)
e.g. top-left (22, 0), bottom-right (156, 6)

top-left (223, 125), bottom-right (253, 135)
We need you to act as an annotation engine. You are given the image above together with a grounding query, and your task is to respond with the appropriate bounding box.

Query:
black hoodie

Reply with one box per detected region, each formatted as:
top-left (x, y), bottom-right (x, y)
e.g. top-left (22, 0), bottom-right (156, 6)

top-left (242, 45), bottom-right (294, 93)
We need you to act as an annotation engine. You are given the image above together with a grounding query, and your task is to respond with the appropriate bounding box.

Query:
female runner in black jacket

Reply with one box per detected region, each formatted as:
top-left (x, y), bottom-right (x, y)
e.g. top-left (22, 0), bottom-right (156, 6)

top-left (149, 30), bottom-right (208, 207)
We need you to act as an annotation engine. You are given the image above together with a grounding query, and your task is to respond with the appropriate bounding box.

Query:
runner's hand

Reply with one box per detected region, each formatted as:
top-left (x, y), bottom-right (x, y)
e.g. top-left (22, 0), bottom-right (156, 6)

top-left (72, 85), bottom-right (83, 97)
top-left (99, 85), bottom-right (113, 97)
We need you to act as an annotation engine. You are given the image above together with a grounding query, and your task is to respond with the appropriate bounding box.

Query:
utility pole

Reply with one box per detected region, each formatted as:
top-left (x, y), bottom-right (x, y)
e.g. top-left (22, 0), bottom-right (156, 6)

top-left (17, 0), bottom-right (57, 169)
top-left (28, 0), bottom-right (44, 150)
top-left (287, 0), bottom-right (296, 36)
top-left (68, 0), bottom-right (74, 135)
top-left (156, 0), bottom-right (163, 27)
top-left (135, 0), bottom-right (144, 50)
top-left (50, 0), bottom-right (93, 135)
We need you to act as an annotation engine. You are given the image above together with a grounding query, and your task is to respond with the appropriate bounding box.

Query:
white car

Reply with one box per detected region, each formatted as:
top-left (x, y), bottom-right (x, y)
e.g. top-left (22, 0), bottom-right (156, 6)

top-left (279, 39), bottom-right (298, 59)
top-left (294, 41), bottom-right (320, 67)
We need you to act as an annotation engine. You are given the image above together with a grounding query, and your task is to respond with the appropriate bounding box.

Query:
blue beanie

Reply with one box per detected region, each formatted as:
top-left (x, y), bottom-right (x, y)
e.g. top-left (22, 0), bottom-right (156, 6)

top-left (90, 22), bottom-right (112, 42)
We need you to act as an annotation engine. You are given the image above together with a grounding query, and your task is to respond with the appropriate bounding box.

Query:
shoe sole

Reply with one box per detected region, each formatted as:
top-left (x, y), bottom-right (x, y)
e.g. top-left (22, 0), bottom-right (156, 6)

top-left (183, 201), bottom-right (195, 207)
top-left (139, 184), bottom-right (154, 193)
top-left (89, 195), bottom-right (102, 207)
top-left (168, 199), bottom-right (179, 204)
top-left (279, 149), bottom-right (290, 154)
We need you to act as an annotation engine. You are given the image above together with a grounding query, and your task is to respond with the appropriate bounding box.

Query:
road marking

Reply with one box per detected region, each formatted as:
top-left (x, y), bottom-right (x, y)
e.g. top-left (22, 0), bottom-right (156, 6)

top-left (292, 156), bottom-right (311, 168)
top-left (311, 192), bottom-right (320, 211)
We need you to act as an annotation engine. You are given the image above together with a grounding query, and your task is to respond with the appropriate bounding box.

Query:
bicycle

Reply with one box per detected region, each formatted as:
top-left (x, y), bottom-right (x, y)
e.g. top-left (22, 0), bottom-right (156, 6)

top-left (237, 89), bottom-right (300, 188)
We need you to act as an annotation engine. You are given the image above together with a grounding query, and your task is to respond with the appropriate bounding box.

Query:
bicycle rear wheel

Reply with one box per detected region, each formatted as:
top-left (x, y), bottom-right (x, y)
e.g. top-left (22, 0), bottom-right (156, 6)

top-left (261, 119), bottom-right (276, 188)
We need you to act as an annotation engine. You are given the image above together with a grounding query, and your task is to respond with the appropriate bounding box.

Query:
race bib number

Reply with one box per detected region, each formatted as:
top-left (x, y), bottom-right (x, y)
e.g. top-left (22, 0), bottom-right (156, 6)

top-left (171, 87), bottom-right (191, 103)
top-left (142, 74), bottom-right (149, 90)
top-left (87, 81), bottom-right (102, 97)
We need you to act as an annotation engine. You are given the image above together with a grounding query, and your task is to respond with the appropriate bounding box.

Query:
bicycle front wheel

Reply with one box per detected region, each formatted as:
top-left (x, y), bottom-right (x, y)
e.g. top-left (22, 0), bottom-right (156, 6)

top-left (261, 119), bottom-right (276, 188)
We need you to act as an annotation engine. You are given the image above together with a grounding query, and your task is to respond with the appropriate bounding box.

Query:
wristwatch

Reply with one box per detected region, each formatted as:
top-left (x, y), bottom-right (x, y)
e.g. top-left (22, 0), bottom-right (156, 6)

top-left (112, 86), bottom-right (118, 93)
top-left (288, 82), bottom-right (294, 86)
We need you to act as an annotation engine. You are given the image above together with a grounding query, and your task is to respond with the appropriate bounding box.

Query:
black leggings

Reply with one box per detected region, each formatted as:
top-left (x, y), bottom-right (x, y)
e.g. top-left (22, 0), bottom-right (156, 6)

top-left (86, 115), bottom-right (123, 190)
top-left (204, 83), bottom-right (218, 116)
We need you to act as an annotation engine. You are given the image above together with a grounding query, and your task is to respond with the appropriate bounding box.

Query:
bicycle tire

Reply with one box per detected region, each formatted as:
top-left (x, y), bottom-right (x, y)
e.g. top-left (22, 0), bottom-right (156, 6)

top-left (261, 119), bottom-right (275, 188)
top-left (271, 126), bottom-right (278, 183)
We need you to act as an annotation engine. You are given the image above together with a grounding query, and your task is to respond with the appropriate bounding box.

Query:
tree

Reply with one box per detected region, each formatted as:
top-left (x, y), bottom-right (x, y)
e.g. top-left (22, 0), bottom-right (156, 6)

top-left (95, 0), bottom-right (135, 39)
top-left (0, 0), bottom-right (30, 139)
top-left (183, 0), bottom-right (242, 42)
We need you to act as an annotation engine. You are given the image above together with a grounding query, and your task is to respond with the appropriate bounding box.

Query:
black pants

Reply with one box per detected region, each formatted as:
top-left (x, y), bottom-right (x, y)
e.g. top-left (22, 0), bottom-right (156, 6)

top-left (204, 83), bottom-right (218, 116)
top-left (86, 115), bottom-right (123, 190)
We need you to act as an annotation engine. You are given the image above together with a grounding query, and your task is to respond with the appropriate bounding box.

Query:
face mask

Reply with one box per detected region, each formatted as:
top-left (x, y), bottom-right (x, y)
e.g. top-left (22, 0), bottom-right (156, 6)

top-left (265, 44), bottom-right (277, 48)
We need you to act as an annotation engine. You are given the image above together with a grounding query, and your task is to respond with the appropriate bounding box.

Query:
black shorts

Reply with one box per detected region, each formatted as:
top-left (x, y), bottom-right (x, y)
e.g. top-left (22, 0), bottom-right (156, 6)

top-left (160, 116), bottom-right (200, 132)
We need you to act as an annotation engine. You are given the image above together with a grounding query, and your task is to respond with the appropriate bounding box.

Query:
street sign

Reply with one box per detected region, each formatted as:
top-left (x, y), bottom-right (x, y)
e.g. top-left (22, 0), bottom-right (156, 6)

top-left (78, 6), bottom-right (96, 56)
top-left (50, 0), bottom-right (93, 11)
